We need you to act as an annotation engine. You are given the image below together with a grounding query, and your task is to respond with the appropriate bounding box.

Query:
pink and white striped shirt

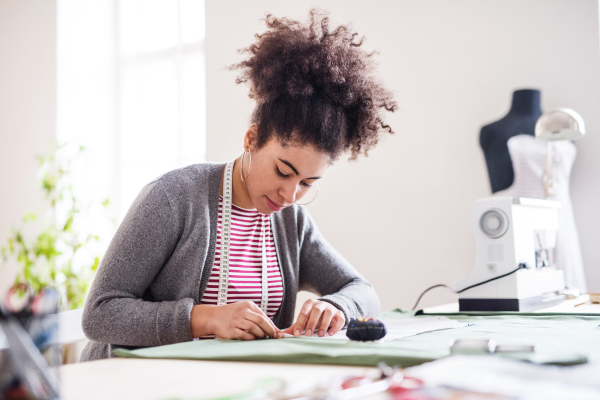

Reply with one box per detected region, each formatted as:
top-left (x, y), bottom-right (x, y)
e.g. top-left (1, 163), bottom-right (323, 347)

top-left (198, 196), bottom-right (283, 337)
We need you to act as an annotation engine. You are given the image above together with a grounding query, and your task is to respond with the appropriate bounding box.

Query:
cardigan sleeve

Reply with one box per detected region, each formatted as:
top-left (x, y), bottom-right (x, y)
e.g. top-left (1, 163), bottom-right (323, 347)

top-left (297, 207), bottom-right (381, 325)
top-left (81, 181), bottom-right (194, 347)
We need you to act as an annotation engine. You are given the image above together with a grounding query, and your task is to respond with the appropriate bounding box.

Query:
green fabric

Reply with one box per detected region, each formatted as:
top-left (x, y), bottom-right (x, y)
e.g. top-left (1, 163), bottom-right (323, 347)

top-left (113, 311), bottom-right (600, 367)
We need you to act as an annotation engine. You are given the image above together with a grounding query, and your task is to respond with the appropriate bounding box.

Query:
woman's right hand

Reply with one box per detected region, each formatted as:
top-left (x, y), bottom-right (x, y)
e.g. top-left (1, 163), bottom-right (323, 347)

top-left (190, 301), bottom-right (284, 340)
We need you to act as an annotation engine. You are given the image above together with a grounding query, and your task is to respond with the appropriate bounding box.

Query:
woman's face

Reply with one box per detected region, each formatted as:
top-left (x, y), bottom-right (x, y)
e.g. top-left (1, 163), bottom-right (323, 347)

top-left (243, 128), bottom-right (331, 215)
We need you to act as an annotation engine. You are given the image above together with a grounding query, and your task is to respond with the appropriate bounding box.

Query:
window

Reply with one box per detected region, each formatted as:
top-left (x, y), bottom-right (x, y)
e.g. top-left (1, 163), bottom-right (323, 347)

top-left (117, 0), bottom-right (206, 218)
top-left (57, 0), bottom-right (206, 230)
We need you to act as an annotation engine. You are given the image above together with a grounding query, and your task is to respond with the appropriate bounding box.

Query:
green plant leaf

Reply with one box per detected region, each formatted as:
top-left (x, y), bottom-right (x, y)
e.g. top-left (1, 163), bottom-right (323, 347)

top-left (0, 143), bottom-right (111, 311)
top-left (92, 256), bottom-right (100, 272)
top-left (23, 212), bottom-right (37, 222)
top-left (63, 215), bottom-right (74, 232)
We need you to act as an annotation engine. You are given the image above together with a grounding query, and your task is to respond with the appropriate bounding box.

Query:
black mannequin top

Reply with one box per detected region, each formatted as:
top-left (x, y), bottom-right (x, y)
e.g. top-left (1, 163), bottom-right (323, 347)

top-left (479, 89), bottom-right (543, 193)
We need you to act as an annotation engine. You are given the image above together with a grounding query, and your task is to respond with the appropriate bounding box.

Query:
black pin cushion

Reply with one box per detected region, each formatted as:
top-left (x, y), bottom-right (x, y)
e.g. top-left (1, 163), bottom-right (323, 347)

top-left (346, 318), bottom-right (387, 341)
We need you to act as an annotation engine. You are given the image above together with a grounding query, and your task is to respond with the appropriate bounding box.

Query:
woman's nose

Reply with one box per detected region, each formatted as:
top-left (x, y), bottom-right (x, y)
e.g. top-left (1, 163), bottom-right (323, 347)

top-left (279, 181), bottom-right (299, 205)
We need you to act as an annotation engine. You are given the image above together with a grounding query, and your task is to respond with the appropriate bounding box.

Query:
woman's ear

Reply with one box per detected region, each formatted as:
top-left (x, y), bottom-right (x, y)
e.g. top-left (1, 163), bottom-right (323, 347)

top-left (244, 124), bottom-right (259, 150)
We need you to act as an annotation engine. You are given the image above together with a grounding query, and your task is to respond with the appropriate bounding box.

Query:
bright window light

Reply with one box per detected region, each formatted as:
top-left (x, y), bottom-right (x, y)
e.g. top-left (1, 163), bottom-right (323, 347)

top-left (57, 0), bottom-right (206, 228)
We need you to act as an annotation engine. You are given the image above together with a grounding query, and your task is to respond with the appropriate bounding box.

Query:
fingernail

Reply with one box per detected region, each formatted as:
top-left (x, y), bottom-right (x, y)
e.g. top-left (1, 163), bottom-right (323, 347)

top-left (278, 332), bottom-right (284, 338)
top-left (306, 329), bottom-right (312, 336)
top-left (294, 329), bottom-right (300, 336)
top-left (329, 330), bottom-right (335, 336)
top-left (318, 329), bottom-right (324, 337)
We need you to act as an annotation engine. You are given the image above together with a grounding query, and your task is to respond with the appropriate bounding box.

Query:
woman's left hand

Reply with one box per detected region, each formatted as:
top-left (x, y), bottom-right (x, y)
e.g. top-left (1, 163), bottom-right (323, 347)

top-left (283, 299), bottom-right (345, 337)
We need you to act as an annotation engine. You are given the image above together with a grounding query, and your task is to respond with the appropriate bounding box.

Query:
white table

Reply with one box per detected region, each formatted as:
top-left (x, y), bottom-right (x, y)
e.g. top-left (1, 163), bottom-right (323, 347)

top-left (60, 295), bottom-right (599, 400)
top-left (60, 358), bottom-right (374, 400)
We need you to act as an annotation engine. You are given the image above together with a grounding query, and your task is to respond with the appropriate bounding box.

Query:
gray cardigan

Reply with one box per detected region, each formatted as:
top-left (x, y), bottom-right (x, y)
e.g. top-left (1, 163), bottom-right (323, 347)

top-left (80, 162), bottom-right (380, 361)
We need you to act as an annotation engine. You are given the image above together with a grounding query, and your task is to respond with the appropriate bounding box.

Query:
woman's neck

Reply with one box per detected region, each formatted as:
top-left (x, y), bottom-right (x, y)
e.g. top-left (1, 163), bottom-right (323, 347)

top-left (220, 155), bottom-right (255, 209)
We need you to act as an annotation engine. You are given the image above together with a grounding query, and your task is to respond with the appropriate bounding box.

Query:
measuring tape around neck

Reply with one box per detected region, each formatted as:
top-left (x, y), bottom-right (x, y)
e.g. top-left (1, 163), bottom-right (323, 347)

top-left (218, 159), bottom-right (269, 315)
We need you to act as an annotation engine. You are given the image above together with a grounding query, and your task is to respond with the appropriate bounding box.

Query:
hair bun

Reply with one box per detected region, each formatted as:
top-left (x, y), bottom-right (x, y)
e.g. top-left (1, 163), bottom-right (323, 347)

top-left (230, 8), bottom-right (398, 160)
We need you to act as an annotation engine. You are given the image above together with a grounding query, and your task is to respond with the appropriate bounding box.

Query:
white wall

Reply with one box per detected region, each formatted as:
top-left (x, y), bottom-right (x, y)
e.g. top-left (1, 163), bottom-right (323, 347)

top-left (0, 0), bottom-right (57, 295)
top-left (206, 0), bottom-right (600, 311)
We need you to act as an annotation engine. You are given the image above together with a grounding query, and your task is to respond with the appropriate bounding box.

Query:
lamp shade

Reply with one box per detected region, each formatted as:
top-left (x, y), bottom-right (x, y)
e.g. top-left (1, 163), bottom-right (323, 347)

top-left (535, 108), bottom-right (585, 141)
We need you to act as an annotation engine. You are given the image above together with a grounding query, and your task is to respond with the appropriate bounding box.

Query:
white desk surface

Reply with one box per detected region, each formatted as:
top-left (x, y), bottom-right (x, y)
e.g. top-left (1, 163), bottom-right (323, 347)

top-left (60, 358), bottom-right (374, 400)
top-left (61, 295), bottom-right (599, 400)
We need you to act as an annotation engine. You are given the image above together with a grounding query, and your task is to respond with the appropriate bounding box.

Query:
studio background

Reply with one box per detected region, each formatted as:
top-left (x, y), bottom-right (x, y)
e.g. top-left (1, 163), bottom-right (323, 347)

top-left (205, 0), bottom-right (600, 311)
top-left (1, 0), bottom-right (599, 312)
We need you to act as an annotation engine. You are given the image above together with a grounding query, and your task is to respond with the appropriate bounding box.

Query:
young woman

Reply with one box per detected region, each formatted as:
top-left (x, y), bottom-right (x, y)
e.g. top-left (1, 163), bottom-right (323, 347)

top-left (81, 9), bottom-right (396, 361)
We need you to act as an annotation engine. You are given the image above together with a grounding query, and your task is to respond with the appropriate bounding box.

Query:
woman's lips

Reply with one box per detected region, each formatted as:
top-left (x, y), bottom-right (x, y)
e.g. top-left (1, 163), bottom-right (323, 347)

top-left (266, 197), bottom-right (283, 211)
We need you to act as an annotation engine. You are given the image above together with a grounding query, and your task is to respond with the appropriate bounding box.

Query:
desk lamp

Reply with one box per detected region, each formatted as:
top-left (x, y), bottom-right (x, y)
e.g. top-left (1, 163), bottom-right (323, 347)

top-left (534, 108), bottom-right (585, 198)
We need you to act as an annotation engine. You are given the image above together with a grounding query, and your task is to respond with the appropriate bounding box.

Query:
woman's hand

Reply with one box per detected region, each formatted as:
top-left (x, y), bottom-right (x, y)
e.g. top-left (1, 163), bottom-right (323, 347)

top-left (283, 299), bottom-right (345, 337)
top-left (190, 301), bottom-right (284, 340)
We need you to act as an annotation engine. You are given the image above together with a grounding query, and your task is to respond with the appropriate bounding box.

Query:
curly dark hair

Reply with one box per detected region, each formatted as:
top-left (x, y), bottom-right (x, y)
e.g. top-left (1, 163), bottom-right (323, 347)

top-left (229, 9), bottom-right (398, 160)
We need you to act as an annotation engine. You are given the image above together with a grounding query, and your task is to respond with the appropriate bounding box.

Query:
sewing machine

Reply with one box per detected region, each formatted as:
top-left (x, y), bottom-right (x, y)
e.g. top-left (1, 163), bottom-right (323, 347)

top-left (455, 197), bottom-right (565, 311)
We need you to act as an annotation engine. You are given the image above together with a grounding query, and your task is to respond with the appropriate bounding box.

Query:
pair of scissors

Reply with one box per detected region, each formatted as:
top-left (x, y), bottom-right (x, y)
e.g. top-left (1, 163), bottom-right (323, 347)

top-left (4, 283), bottom-right (60, 350)
top-left (4, 283), bottom-right (59, 317)
top-left (338, 364), bottom-right (425, 399)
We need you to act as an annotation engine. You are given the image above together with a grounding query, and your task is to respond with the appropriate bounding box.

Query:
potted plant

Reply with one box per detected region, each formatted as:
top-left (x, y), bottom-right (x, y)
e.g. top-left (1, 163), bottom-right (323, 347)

top-left (1, 143), bottom-right (111, 311)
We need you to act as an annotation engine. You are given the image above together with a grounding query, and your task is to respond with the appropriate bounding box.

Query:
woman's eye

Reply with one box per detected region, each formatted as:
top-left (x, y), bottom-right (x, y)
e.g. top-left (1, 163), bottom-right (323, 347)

top-left (276, 167), bottom-right (289, 178)
top-left (277, 166), bottom-right (312, 188)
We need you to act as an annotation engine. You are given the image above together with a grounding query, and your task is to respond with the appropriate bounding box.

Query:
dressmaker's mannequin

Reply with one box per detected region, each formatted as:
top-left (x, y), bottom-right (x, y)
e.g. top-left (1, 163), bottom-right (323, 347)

top-left (479, 89), bottom-right (587, 291)
top-left (480, 89), bottom-right (542, 193)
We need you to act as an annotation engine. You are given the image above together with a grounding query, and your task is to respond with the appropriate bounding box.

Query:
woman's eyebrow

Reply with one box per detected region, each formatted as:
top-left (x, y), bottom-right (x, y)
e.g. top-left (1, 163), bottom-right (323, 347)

top-left (278, 158), bottom-right (322, 180)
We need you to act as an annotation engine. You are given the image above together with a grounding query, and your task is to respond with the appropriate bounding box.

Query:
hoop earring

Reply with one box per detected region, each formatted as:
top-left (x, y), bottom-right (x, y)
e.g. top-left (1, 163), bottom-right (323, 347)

top-left (295, 182), bottom-right (319, 206)
top-left (240, 149), bottom-right (251, 182)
